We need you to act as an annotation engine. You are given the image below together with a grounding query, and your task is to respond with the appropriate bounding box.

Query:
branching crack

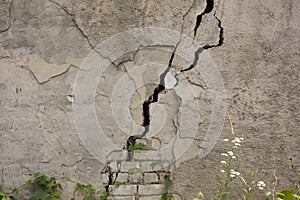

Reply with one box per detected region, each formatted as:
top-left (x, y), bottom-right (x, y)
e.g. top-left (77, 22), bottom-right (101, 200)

top-left (104, 161), bottom-right (121, 193)
top-left (124, 0), bottom-right (217, 158)
top-left (48, 0), bottom-right (93, 48)
top-left (181, 47), bottom-right (204, 72)
top-left (203, 11), bottom-right (224, 49)
top-left (181, 11), bottom-right (224, 72)
top-left (194, 0), bottom-right (214, 37)
top-left (125, 43), bottom-right (178, 157)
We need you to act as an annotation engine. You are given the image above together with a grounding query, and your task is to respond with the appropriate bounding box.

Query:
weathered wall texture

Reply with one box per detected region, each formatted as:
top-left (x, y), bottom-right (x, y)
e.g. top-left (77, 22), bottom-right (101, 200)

top-left (0, 0), bottom-right (299, 199)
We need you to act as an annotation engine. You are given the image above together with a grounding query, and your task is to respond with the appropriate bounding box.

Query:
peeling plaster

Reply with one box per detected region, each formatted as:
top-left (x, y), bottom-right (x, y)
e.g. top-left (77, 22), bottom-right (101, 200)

top-left (24, 54), bottom-right (82, 84)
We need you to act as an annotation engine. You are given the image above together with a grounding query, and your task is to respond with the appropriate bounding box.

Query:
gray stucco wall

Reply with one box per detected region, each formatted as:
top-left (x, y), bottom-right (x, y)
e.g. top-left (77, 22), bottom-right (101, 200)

top-left (0, 0), bottom-right (299, 199)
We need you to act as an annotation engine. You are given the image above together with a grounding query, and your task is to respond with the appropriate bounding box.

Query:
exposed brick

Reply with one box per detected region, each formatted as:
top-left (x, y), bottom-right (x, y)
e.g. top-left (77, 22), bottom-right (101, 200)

top-left (109, 162), bottom-right (119, 172)
top-left (136, 139), bottom-right (149, 146)
top-left (130, 173), bottom-right (143, 183)
top-left (106, 150), bottom-right (129, 162)
top-left (133, 152), bottom-right (158, 161)
top-left (139, 195), bottom-right (162, 200)
top-left (101, 173), bottom-right (110, 185)
top-left (151, 139), bottom-right (161, 150)
top-left (120, 161), bottom-right (141, 172)
top-left (116, 173), bottom-right (128, 183)
top-left (141, 161), bottom-right (169, 172)
top-left (139, 193), bottom-right (182, 200)
top-left (138, 184), bottom-right (166, 195)
top-left (144, 173), bottom-right (158, 183)
top-left (109, 185), bottom-right (137, 196)
top-left (107, 196), bottom-right (135, 200)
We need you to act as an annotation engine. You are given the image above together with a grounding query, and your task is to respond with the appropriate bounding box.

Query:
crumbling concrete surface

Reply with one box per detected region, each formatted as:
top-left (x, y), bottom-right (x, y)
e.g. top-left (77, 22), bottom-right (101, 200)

top-left (0, 0), bottom-right (299, 199)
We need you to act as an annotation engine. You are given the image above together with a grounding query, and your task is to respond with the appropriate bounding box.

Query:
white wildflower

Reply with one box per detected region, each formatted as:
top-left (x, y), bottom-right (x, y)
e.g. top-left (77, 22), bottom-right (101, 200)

top-left (239, 137), bottom-right (244, 141)
top-left (220, 170), bottom-right (225, 173)
top-left (221, 161), bottom-right (226, 164)
top-left (223, 139), bottom-right (229, 142)
top-left (230, 174), bottom-right (236, 178)
top-left (221, 153), bottom-right (228, 157)
top-left (234, 143), bottom-right (241, 147)
top-left (257, 181), bottom-right (266, 190)
top-left (230, 170), bottom-right (240, 177)
top-left (227, 151), bottom-right (234, 156)
top-left (232, 155), bottom-right (237, 159)
top-left (232, 137), bottom-right (242, 144)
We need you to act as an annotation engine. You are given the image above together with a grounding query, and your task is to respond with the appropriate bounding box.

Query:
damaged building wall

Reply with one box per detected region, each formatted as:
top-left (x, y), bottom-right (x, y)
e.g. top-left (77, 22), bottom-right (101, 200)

top-left (0, 0), bottom-right (299, 199)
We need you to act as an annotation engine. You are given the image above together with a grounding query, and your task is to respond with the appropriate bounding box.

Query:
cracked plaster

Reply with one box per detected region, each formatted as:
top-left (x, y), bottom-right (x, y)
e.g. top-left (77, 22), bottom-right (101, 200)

top-left (0, 0), bottom-right (299, 199)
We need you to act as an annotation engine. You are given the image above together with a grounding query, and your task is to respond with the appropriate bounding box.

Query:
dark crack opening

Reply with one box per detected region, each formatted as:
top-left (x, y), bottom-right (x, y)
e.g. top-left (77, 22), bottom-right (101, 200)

top-left (181, 11), bottom-right (224, 72)
top-left (194, 0), bottom-right (214, 37)
top-left (203, 11), bottom-right (224, 49)
top-left (126, 46), bottom-right (177, 159)
top-left (181, 47), bottom-right (204, 72)
top-left (125, 0), bottom-right (224, 160)
top-left (104, 161), bottom-right (121, 193)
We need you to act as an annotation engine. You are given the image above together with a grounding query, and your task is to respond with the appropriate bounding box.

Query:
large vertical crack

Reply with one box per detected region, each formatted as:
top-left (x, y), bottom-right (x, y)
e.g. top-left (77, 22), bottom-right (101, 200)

top-left (126, 55), bottom-right (171, 152)
top-left (134, 0), bottom-right (199, 128)
top-left (181, 11), bottom-right (224, 72)
top-left (125, 0), bottom-right (224, 159)
top-left (194, 0), bottom-right (214, 37)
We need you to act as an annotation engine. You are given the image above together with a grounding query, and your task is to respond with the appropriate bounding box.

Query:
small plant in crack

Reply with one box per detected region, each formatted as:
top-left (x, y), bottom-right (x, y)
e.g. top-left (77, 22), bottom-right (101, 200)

top-left (100, 181), bottom-right (122, 200)
top-left (0, 185), bottom-right (16, 200)
top-left (73, 183), bottom-right (97, 200)
top-left (26, 172), bottom-right (63, 200)
top-left (73, 181), bottom-right (121, 200)
top-left (150, 160), bottom-right (164, 170)
top-left (99, 191), bottom-right (109, 200)
top-left (127, 143), bottom-right (149, 153)
top-left (128, 168), bottom-right (141, 175)
top-left (164, 175), bottom-right (173, 187)
top-left (161, 193), bottom-right (174, 200)
top-left (161, 175), bottom-right (174, 200)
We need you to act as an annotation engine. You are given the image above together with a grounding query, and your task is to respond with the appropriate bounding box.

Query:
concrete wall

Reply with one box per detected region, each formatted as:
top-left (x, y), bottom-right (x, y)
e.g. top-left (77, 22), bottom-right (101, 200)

top-left (0, 0), bottom-right (299, 199)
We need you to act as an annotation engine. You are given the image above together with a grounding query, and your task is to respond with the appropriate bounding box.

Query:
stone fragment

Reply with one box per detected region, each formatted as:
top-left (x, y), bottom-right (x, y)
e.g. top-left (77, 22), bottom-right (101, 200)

top-left (107, 150), bottom-right (129, 162)
top-left (101, 173), bottom-right (110, 185)
top-left (139, 195), bottom-right (162, 200)
top-left (25, 54), bottom-right (70, 83)
top-left (109, 185), bottom-right (137, 196)
top-left (141, 161), bottom-right (169, 172)
top-left (107, 196), bottom-right (135, 200)
top-left (116, 173), bottom-right (128, 183)
top-left (129, 173), bottom-right (143, 184)
top-left (139, 184), bottom-right (166, 195)
top-left (151, 138), bottom-right (161, 150)
top-left (120, 161), bottom-right (141, 173)
top-left (144, 173), bottom-right (158, 183)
